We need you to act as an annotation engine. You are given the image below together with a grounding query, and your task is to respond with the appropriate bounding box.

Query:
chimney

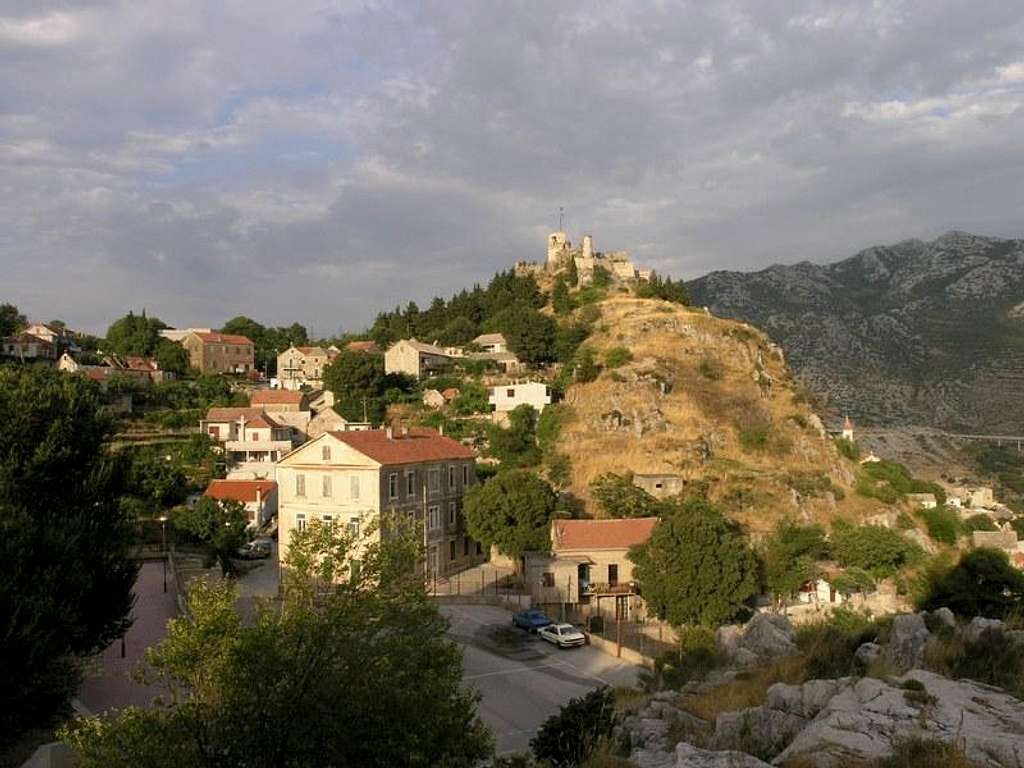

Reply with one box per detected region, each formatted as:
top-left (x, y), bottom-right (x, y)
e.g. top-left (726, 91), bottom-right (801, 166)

top-left (256, 487), bottom-right (262, 507)
top-left (438, 423), bottom-right (444, 437)
top-left (402, 424), bottom-right (410, 438)
top-left (385, 425), bottom-right (394, 440)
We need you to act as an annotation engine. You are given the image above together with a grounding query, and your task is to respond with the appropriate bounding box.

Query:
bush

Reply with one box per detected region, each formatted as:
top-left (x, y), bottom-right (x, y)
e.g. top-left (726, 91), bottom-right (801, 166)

top-left (836, 438), bottom-right (860, 461)
top-left (530, 687), bottom-right (616, 768)
top-left (698, 357), bottom-right (722, 381)
top-left (895, 511), bottom-right (916, 530)
top-left (917, 506), bottom-right (962, 544)
top-left (830, 521), bottom-right (922, 579)
top-left (603, 347), bottom-right (633, 369)
top-left (795, 609), bottom-right (878, 679)
top-left (648, 626), bottom-right (727, 690)
top-left (875, 738), bottom-right (981, 768)
top-left (917, 547), bottom-right (1024, 619)
top-left (962, 514), bottom-right (997, 532)
top-left (739, 424), bottom-right (770, 451)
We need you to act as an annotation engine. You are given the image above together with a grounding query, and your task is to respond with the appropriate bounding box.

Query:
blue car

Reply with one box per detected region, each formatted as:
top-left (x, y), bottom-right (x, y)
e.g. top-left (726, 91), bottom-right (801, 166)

top-left (512, 608), bottom-right (553, 633)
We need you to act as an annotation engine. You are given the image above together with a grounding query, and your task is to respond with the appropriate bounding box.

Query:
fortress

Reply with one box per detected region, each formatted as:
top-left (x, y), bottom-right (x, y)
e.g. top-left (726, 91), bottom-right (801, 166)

top-left (516, 230), bottom-right (651, 286)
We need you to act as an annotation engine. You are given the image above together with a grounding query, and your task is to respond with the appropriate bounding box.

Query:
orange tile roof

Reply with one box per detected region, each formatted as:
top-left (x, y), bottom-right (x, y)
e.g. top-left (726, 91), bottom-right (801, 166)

top-left (246, 413), bottom-right (282, 429)
top-left (193, 332), bottom-right (254, 346)
top-left (204, 479), bottom-right (276, 504)
top-left (251, 390), bottom-right (305, 406)
top-left (327, 427), bottom-right (476, 465)
top-left (294, 346), bottom-right (326, 356)
top-left (124, 356), bottom-right (158, 371)
top-left (553, 517), bottom-right (659, 551)
top-left (205, 406), bottom-right (266, 422)
top-left (346, 340), bottom-right (380, 353)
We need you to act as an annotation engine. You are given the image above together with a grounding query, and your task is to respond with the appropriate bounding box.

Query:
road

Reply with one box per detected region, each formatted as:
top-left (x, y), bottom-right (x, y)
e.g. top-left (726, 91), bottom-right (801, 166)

top-left (441, 603), bottom-right (642, 756)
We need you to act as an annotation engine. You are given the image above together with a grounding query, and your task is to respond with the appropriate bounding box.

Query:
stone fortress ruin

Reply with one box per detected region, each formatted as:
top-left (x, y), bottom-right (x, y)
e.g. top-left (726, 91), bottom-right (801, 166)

top-left (516, 230), bottom-right (652, 286)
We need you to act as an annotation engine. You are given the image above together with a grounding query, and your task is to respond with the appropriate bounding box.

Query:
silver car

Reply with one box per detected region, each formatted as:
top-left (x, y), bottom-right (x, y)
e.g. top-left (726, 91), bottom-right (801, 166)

top-left (538, 623), bottom-right (586, 648)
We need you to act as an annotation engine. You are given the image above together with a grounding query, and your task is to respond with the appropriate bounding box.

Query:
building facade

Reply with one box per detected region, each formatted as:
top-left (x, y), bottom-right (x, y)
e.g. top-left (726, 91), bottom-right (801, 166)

top-left (204, 479), bottom-right (278, 528)
top-left (2, 333), bottom-right (55, 360)
top-left (276, 346), bottom-right (338, 390)
top-left (488, 381), bottom-right (552, 417)
top-left (276, 427), bottom-right (481, 577)
top-left (384, 339), bottom-right (452, 379)
top-left (181, 332), bottom-right (255, 374)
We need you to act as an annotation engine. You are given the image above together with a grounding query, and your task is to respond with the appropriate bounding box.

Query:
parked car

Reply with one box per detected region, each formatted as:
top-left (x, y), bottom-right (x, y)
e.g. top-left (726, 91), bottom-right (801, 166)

top-left (538, 623), bottom-right (587, 649)
top-left (236, 540), bottom-right (271, 560)
top-left (512, 608), bottom-right (553, 633)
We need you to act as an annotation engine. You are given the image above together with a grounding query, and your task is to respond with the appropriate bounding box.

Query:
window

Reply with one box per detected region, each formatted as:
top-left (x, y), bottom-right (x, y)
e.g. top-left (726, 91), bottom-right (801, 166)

top-left (350, 476), bottom-right (360, 500)
top-left (388, 473), bottom-right (398, 500)
top-left (462, 464), bottom-right (469, 485)
top-left (296, 513), bottom-right (306, 532)
top-left (449, 539), bottom-right (456, 561)
top-left (251, 431), bottom-right (261, 441)
top-left (428, 468), bottom-right (440, 493)
top-left (322, 445), bottom-right (331, 461)
top-left (428, 505), bottom-right (441, 531)
top-left (608, 564), bottom-right (619, 586)
top-left (506, 388), bottom-right (515, 397)
top-left (295, 474), bottom-right (306, 497)
top-left (322, 514), bottom-right (333, 526)
top-left (348, 517), bottom-right (360, 538)
top-left (448, 465), bottom-right (456, 490)
top-left (406, 470), bottom-right (416, 497)
top-left (322, 475), bottom-right (332, 498)
top-left (448, 501), bottom-right (457, 527)
top-left (542, 572), bottom-right (555, 587)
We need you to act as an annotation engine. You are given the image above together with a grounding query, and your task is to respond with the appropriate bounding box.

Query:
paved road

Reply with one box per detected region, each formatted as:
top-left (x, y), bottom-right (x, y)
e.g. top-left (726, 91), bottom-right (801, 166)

top-left (442, 603), bottom-right (642, 756)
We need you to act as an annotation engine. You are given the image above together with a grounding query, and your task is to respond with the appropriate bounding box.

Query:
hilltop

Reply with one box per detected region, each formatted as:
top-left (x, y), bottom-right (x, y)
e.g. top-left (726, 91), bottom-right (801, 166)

top-left (688, 231), bottom-right (1024, 434)
top-left (548, 296), bottom-right (891, 535)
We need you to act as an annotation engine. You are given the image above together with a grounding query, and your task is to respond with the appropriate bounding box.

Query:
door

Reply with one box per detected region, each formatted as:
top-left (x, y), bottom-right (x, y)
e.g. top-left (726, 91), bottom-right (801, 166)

top-left (577, 563), bottom-right (590, 601)
top-left (608, 563), bottom-right (619, 587)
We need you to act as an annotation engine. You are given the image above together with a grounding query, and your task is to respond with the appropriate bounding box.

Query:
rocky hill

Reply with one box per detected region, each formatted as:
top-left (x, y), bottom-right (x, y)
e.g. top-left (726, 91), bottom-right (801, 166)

top-left (553, 297), bottom-right (890, 535)
top-left (687, 232), bottom-right (1024, 434)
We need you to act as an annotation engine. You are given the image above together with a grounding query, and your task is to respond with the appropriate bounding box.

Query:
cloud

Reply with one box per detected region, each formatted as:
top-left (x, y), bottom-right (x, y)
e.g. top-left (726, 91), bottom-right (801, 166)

top-left (2, 0), bottom-right (1024, 334)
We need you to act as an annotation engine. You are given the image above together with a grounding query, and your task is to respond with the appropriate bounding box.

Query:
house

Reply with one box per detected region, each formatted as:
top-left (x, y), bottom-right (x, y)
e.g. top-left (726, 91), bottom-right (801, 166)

top-left (201, 406), bottom-right (296, 477)
top-left (58, 352), bottom-right (151, 387)
top-left (2, 332), bottom-right (55, 360)
top-left (633, 474), bottom-right (685, 499)
top-left (23, 323), bottom-right (78, 352)
top-left (384, 339), bottom-right (452, 379)
top-left (488, 380), bottom-right (551, 421)
top-left (276, 426), bottom-right (482, 577)
top-left (346, 340), bottom-right (380, 354)
top-left (159, 327), bottom-right (213, 343)
top-left (251, 389), bottom-right (309, 412)
top-left (204, 479), bottom-right (278, 528)
top-left (471, 333), bottom-right (509, 354)
top-left (467, 333), bottom-right (523, 373)
top-left (181, 331), bottom-right (255, 375)
top-left (906, 493), bottom-right (938, 509)
top-left (276, 346), bottom-right (338, 390)
top-left (972, 526), bottom-right (1018, 551)
top-left (523, 517), bottom-right (659, 608)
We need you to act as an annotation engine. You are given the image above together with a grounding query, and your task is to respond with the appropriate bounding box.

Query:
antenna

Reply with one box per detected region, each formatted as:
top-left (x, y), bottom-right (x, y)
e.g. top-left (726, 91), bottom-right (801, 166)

top-left (558, 206), bottom-right (564, 232)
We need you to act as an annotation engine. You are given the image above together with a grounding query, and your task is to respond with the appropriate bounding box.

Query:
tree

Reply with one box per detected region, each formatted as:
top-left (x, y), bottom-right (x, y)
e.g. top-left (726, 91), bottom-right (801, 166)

top-left (0, 367), bottom-right (137, 749)
top-left (438, 316), bottom-right (479, 346)
top-left (590, 472), bottom-right (662, 518)
top-left (530, 687), bottom-right (615, 768)
top-left (591, 265), bottom-right (612, 288)
top-left (154, 338), bottom-right (191, 375)
top-left (195, 373), bottom-right (234, 406)
top-left (629, 498), bottom-right (758, 627)
top-left (634, 271), bottom-right (690, 305)
top-left (322, 350), bottom-right (391, 423)
top-left (918, 505), bottom-right (963, 544)
top-left (173, 497), bottom-right (249, 575)
top-left (0, 302), bottom-right (26, 336)
top-left (566, 257), bottom-right (579, 287)
top-left (463, 470), bottom-right (557, 559)
top-left (487, 405), bottom-right (541, 468)
top-left (553, 322), bottom-right (591, 363)
top-left (105, 310), bottom-right (167, 357)
top-left (450, 381), bottom-right (490, 416)
top-left (763, 519), bottom-right (829, 600)
top-left (918, 548), bottom-right (1024, 619)
top-left (62, 519), bottom-right (493, 767)
top-left (830, 521), bottom-right (921, 579)
top-left (572, 346), bottom-right (600, 383)
top-left (487, 303), bottom-right (556, 365)
top-left (125, 449), bottom-right (188, 511)
top-left (551, 278), bottom-right (573, 316)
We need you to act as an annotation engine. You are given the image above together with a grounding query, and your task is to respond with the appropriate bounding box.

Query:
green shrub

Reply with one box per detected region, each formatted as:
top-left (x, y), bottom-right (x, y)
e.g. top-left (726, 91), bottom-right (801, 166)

top-left (739, 425), bottom-right (770, 451)
top-left (917, 506), bottom-right (962, 544)
top-left (855, 474), bottom-right (901, 504)
top-left (831, 521), bottom-right (922, 579)
top-left (647, 626), bottom-right (727, 690)
top-left (603, 347), bottom-right (633, 369)
top-left (835, 438), bottom-right (860, 461)
top-left (795, 609), bottom-right (878, 679)
top-left (860, 460), bottom-right (947, 505)
top-left (530, 687), bottom-right (616, 768)
top-left (698, 357), bottom-right (722, 381)
top-left (962, 514), bottom-right (997, 532)
top-left (786, 472), bottom-right (837, 499)
top-left (895, 511), bottom-right (916, 530)
top-left (917, 547), bottom-right (1024, 619)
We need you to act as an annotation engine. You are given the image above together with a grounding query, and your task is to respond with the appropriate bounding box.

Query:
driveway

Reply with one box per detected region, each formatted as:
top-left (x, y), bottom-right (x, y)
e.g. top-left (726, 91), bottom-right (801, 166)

top-left (441, 603), bottom-right (642, 756)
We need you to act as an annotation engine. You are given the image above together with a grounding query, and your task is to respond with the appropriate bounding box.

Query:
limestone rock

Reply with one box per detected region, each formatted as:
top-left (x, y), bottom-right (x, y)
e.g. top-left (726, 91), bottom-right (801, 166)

top-left (672, 742), bottom-right (772, 767)
top-left (929, 606), bottom-right (956, 631)
top-left (965, 615), bottom-right (1005, 643)
top-left (766, 678), bottom-right (854, 719)
top-left (622, 715), bottom-right (671, 751)
top-left (854, 642), bottom-right (882, 667)
top-left (712, 705), bottom-right (806, 756)
top-left (736, 613), bottom-right (798, 660)
top-left (883, 613), bottom-right (930, 670)
top-left (775, 670), bottom-right (1024, 767)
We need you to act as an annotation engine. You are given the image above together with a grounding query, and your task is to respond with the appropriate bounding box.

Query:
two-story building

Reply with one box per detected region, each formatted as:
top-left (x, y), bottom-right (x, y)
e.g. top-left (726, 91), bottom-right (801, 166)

top-left (488, 380), bottom-right (551, 423)
top-left (276, 426), bottom-right (482, 576)
top-left (201, 406), bottom-right (296, 478)
top-left (276, 346), bottom-right (339, 390)
top-left (204, 479), bottom-right (278, 528)
top-left (181, 331), bottom-right (255, 374)
top-left (251, 389), bottom-right (309, 412)
top-left (2, 332), bottom-right (55, 360)
top-left (384, 339), bottom-right (453, 379)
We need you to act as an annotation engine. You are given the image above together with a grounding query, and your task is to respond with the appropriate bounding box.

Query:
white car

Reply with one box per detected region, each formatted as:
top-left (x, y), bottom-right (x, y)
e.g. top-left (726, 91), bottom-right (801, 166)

top-left (538, 623), bottom-right (587, 649)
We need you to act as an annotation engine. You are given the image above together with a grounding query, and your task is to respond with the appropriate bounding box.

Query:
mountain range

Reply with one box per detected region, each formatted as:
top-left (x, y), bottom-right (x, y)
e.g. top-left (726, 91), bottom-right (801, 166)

top-left (688, 231), bottom-right (1024, 434)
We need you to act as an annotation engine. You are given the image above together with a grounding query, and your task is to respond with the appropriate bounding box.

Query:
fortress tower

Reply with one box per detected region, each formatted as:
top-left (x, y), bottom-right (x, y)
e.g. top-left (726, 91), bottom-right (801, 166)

top-left (547, 231), bottom-right (572, 270)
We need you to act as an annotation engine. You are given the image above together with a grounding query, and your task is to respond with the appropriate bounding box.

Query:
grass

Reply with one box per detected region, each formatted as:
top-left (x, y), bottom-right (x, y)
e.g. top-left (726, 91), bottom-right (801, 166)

top-left (782, 739), bottom-right (982, 768)
top-left (678, 657), bottom-right (806, 722)
top-left (923, 627), bottom-right (1024, 700)
top-left (604, 347), bottom-right (633, 369)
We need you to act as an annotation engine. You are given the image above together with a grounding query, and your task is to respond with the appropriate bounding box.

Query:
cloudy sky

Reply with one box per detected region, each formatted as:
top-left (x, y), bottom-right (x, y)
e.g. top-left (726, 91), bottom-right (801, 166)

top-left (3, 1), bottom-right (1023, 336)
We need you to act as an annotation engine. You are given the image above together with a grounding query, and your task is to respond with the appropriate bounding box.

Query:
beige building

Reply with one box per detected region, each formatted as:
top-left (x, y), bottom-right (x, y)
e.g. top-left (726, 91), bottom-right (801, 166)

top-left (251, 389), bottom-right (309, 412)
top-left (2, 332), bottom-right (54, 360)
top-left (181, 331), bottom-right (255, 374)
top-left (201, 406), bottom-right (297, 478)
top-left (276, 427), bottom-right (481, 577)
top-left (633, 474), bottom-right (685, 499)
top-left (276, 345), bottom-right (339, 390)
top-left (488, 381), bottom-right (551, 419)
top-left (524, 517), bottom-right (658, 607)
top-left (384, 338), bottom-right (452, 379)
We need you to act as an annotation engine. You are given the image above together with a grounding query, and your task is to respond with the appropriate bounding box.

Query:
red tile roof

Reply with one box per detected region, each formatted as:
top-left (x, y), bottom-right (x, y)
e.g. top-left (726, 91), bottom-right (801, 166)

top-left (327, 427), bottom-right (476, 465)
top-left (246, 413), bottom-right (282, 429)
top-left (193, 332), bottom-right (254, 346)
top-left (205, 406), bottom-right (266, 422)
top-left (346, 340), bottom-right (380, 353)
top-left (294, 346), bottom-right (326, 356)
top-left (124, 356), bottom-right (158, 371)
top-left (553, 517), bottom-right (659, 551)
top-left (204, 479), bottom-right (276, 504)
top-left (251, 390), bottom-right (305, 406)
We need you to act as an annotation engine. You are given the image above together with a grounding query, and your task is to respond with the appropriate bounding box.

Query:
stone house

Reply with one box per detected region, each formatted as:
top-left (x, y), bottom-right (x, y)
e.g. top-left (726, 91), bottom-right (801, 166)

top-left (251, 389), bottom-right (309, 412)
top-left (971, 526), bottom-right (1019, 552)
top-left (275, 426), bottom-right (482, 577)
top-left (471, 333), bottom-right (509, 354)
top-left (384, 339), bottom-right (452, 379)
top-left (523, 517), bottom-right (658, 609)
top-left (906, 493), bottom-right (938, 509)
top-left (2, 332), bottom-right (55, 360)
top-left (276, 345), bottom-right (338, 390)
top-left (633, 474), bottom-right (685, 499)
top-left (181, 331), bottom-right (255, 375)
top-left (204, 479), bottom-right (278, 528)
top-left (488, 381), bottom-right (551, 421)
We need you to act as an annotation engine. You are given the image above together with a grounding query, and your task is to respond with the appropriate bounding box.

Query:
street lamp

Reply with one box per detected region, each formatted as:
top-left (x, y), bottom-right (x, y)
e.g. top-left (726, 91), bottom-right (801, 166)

top-left (159, 515), bottom-right (168, 593)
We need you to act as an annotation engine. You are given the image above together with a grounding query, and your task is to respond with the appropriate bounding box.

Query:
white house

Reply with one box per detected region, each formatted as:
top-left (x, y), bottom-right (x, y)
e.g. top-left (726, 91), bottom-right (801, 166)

top-left (488, 381), bottom-right (551, 419)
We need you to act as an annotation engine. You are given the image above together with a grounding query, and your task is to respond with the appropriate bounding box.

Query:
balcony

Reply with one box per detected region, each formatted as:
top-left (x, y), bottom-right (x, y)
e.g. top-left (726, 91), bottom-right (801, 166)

top-left (225, 439), bottom-right (294, 454)
top-left (581, 581), bottom-right (636, 597)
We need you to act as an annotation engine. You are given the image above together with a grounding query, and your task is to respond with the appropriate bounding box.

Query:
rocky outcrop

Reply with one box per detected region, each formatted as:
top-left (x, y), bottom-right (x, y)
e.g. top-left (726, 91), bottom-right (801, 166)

top-left (883, 613), bottom-right (930, 670)
top-left (716, 613), bottom-right (798, 665)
